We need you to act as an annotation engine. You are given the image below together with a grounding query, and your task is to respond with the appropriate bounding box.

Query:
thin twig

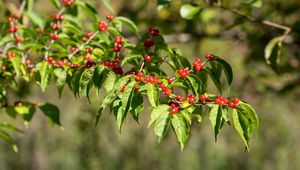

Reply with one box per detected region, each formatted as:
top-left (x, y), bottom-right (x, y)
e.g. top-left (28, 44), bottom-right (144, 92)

top-left (208, 2), bottom-right (292, 39)
top-left (18, 0), bottom-right (27, 17)
top-left (68, 31), bottom-right (99, 59)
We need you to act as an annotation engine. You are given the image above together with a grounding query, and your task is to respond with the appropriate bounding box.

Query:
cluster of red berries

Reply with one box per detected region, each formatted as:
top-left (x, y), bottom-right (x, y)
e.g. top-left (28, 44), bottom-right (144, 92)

top-left (82, 32), bottom-right (95, 42)
top-left (199, 94), bottom-right (212, 103)
top-left (148, 27), bottom-right (159, 37)
top-left (51, 23), bottom-right (61, 30)
top-left (114, 36), bottom-right (124, 52)
top-left (9, 25), bottom-right (18, 33)
top-left (6, 52), bottom-right (16, 59)
top-left (51, 13), bottom-right (64, 21)
top-left (144, 75), bottom-right (159, 84)
top-left (177, 68), bottom-right (190, 78)
top-left (186, 95), bottom-right (196, 104)
top-left (205, 54), bottom-right (215, 61)
top-left (49, 33), bottom-right (59, 40)
top-left (169, 102), bottom-right (180, 115)
top-left (45, 57), bottom-right (70, 67)
top-left (228, 98), bottom-right (239, 109)
top-left (15, 37), bottom-right (23, 43)
top-left (106, 15), bottom-right (114, 21)
top-left (214, 96), bottom-right (228, 106)
top-left (63, 0), bottom-right (74, 6)
top-left (101, 56), bottom-right (121, 68)
top-left (135, 72), bottom-right (144, 82)
top-left (98, 21), bottom-right (108, 32)
top-left (159, 83), bottom-right (172, 96)
top-left (7, 14), bottom-right (18, 23)
top-left (193, 58), bottom-right (204, 72)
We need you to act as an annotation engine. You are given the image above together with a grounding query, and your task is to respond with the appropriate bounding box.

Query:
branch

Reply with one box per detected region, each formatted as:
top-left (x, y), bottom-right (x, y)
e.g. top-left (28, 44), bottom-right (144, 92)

top-left (18, 0), bottom-right (27, 17)
top-left (208, 2), bottom-right (292, 38)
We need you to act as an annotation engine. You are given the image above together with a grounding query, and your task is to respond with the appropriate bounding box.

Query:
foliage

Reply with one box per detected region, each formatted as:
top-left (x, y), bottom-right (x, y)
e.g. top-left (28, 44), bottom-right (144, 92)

top-left (0, 0), bottom-right (259, 152)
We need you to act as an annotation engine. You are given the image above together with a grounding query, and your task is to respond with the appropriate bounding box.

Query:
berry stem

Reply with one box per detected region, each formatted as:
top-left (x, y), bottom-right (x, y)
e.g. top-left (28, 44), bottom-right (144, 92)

top-left (68, 31), bottom-right (99, 59)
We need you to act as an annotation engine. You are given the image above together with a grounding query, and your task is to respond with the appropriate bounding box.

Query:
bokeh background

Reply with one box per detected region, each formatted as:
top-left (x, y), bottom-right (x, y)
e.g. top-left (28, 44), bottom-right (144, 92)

top-left (1, 0), bottom-right (300, 169)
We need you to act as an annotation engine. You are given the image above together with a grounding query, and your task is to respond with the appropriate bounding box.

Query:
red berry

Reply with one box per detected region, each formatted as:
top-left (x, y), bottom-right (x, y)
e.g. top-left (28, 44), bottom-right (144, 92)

top-left (145, 55), bottom-right (151, 62)
top-left (177, 68), bottom-right (190, 78)
top-left (25, 59), bottom-right (31, 65)
top-left (205, 54), bottom-right (215, 61)
top-left (228, 102), bottom-right (234, 108)
top-left (15, 37), bottom-right (23, 43)
top-left (38, 28), bottom-right (45, 33)
top-left (187, 95), bottom-right (196, 103)
top-left (85, 32), bottom-right (94, 39)
top-left (144, 38), bottom-right (155, 47)
top-left (1, 66), bottom-right (7, 71)
top-left (84, 54), bottom-right (93, 61)
top-left (233, 98), bottom-right (239, 104)
top-left (148, 27), bottom-right (159, 36)
top-left (63, 0), bottom-right (74, 6)
top-left (168, 77), bottom-right (175, 84)
top-left (51, 23), bottom-right (61, 30)
top-left (7, 17), bottom-right (14, 23)
top-left (86, 47), bottom-right (94, 53)
top-left (49, 33), bottom-right (59, 40)
top-left (106, 15), bottom-right (114, 21)
top-left (233, 103), bottom-right (239, 109)
top-left (9, 26), bottom-right (18, 33)
top-left (115, 36), bottom-right (124, 43)
top-left (199, 94), bottom-right (206, 102)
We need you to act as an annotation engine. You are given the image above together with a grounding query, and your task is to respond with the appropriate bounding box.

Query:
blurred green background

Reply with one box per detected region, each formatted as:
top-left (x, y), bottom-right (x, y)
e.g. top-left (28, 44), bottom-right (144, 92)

top-left (1, 0), bottom-right (300, 169)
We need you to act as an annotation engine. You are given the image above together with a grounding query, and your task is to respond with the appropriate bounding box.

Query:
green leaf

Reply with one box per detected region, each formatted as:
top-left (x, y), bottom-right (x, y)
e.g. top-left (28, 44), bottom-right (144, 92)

top-left (154, 108), bottom-right (171, 143)
top-left (14, 102), bottom-right (36, 123)
top-left (209, 104), bottom-right (223, 141)
top-left (221, 106), bottom-right (230, 123)
top-left (121, 54), bottom-right (143, 66)
top-left (189, 105), bottom-right (203, 123)
top-left (204, 68), bottom-right (222, 94)
top-left (54, 68), bottom-right (67, 98)
top-left (244, 0), bottom-right (262, 8)
top-left (24, 11), bottom-right (44, 28)
top-left (80, 68), bottom-right (95, 98)
top-left (49, 0), bottom-right (61, 9)
top-left (0, 129), bottom-right (18, 152)
top-left (180, 3), bottom-right (202, 20)
top-left (171, 112), bottom-right (190, 150)
top-left (95, 91), bottom-right (117, 126)
top-left (185, 74), bottom-right (201, 96)
top-left (0, 35), bottom-right (13, 46)
top-left (93, 65), bottom-right (107, 94)
top-left (131, 93), bottom-right (144, 122)
top-left (36, 61), bottom-right (52, 92)
top-left (102, 0), bottom-right (116, 14)
top-left (104, 72), bottom-right (117, 92)
top-left (215, 57), bottom-right (233, 85)
top-left (157, 0), bottom-right (172, 5)
top-left (238, 102), bottom-right (259, 132)
top-left (10, 56), bottom-right (21, 77)
top-left (70, 67), bottom-right (85, 97)
top-left (114, 81), bottom-right (136, 130)
top-left (147, 83), bottom-right (160, 107)
top-left (232, 109), bottom-right (252, 151)
top-left (264, 36), bottom-right (283, 72)
top-left (0, 122), bottom-right (23, 133)
top-left (75, 1), bottom-right (98, 20)
top-left (38, 103), bottom-right (61, 125)
top-left (148, 104), bottom-right (169, 127)
top-left (115, 16), bottom-right (140, 37)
